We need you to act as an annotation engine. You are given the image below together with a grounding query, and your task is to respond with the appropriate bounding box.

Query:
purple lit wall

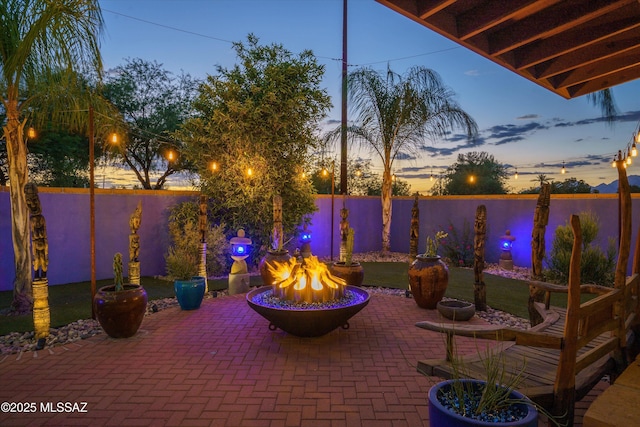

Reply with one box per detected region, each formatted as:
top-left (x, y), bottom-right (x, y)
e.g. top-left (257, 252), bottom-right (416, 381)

top-left (1, 187), bottom-right (638, 291)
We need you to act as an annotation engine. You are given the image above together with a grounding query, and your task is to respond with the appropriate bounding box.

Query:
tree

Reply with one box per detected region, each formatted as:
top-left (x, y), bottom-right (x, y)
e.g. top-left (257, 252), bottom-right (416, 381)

top-left (1, 0), bottom-right (115, 313)
top-left (103, 58), bottom-right (199, 189)
top-left (332, 66), bottom-right (477, 251)
top-left (310, 158), bottom-right (411, 196)
top-left (587, 89), bottom-right (617, 124)
top-left (178, 35), bottom-right (331, 255)
top-left (551, 177), bottom-right (593, 194)
top-left (438, 152), bottom-right (509, 195)
top-left (27, 130), bottom-right (96, 187)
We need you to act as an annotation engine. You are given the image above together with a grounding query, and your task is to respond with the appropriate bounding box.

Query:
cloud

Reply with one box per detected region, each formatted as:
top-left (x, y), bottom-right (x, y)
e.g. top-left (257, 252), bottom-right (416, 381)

top-left (554, 110), bottom-right (640, 128)
top-left (395, 152), bottom-right (417, 161)
top-left (516, 114), bottom-right (539, 120)
top-left (464, 69), bottom-right (480, 76)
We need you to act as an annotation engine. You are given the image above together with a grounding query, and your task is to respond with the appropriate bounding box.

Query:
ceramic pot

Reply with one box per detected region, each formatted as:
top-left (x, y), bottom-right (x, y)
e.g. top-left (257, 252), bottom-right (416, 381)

top-left (258, 249), bottom-right (291, 286)
top-left (93, 284), bottom-right (147, 338)
top-left (428, 379), bottom-right (538, 426)
top-left (329, 261), bottom-right (364, 287)
top-left (174, 276), bottom-right (206, 310)
top-left (408, 255), bottom-right (448, 309)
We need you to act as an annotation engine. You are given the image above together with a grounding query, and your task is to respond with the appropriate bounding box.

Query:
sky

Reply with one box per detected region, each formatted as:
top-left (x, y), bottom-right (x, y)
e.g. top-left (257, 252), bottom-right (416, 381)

top-left (98, 0), bottom-right (640, 194)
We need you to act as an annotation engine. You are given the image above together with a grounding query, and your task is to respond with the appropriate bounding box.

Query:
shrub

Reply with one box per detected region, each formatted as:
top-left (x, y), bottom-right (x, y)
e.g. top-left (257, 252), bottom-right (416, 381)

top-left (545, 212), bottom-right (616, 286)
top-left (166, 200), bottom-right (229, 279)
top-left (439, 220), bottom-right (474, 267)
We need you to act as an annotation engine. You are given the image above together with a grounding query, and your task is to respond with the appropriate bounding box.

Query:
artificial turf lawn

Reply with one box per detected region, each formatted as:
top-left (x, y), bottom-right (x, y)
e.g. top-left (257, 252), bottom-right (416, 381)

top-left (0, 262), bottom-right (568, 336)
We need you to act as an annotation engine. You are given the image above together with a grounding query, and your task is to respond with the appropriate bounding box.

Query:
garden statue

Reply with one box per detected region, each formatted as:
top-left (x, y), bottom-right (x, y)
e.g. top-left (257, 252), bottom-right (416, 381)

top-left (299, 224), bottom-right (312, 258)
top-left (531, 183), bottom-right (551, 280)
top-left (26, 183), bottom-right (48, 279)
top-left (259, 195), bottom-right (291, 286)
top-left (26, 182), bottom-right (50, 348)
top-left (198, 194), bottom-right (208, 291)
top-left (499, 230), bottom-right (516, 270)
top-left (128, 201), bottom-right (142, 285)
top-left (529, 183), bottom-right (551, 325)
top-left (272, 195), bottom-right (283, 251)
top-left (339, 204), bottom-right (349, 262)
top-left (473, 205), bottom-right (487, 311)
top-left (229, 229), bottom-right (252, 294)
top-left (409, 193), bottom-right (419, 261)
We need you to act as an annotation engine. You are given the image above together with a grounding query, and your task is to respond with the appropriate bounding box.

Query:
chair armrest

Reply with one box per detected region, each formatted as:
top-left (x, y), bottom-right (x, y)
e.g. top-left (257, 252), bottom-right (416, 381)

top-left (415, 320), bottom-right (563, 349)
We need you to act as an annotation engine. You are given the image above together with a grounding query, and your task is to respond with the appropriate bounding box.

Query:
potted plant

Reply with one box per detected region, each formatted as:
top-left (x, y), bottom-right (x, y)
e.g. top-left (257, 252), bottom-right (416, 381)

top-left (165, 228), bottom-right (206, 310)
top-left (93, 253), bottom-right (148, 338)
top-left (408, 230), bottom-right (449, 308)
top-left (329, 227), bottom-right (364, 287)
top-left (428, 344), bottom-right (544, 426)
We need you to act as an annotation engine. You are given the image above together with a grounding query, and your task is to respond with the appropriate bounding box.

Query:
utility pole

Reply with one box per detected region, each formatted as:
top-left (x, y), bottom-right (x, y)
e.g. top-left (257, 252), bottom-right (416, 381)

top-left (340, 0), bottom-right (348, 195)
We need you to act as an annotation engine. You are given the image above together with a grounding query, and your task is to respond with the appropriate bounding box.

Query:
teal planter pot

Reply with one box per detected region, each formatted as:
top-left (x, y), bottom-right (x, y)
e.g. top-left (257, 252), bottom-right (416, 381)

top-left (174, 276), bottom-right (206, 310)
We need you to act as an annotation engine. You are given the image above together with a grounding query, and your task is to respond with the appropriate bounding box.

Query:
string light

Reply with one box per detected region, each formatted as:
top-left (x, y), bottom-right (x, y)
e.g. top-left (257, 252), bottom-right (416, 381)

top-left (246, 167), bottom-right (253, 177)
top-left (561, 161), bottom-right (566, 174)
top-left (27, 127), bottom-right (36, 139)
top-left (210, 161), bottom-right (218, 172)
top-left (110, 133), bottom-right (118, 144)
top-left (514, 168), bottom-right (518, 180)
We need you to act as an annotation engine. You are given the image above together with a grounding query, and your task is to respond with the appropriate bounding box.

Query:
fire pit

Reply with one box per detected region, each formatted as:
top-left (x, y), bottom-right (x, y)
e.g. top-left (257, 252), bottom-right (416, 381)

top-left (247, 255), bottom-right (369, 337)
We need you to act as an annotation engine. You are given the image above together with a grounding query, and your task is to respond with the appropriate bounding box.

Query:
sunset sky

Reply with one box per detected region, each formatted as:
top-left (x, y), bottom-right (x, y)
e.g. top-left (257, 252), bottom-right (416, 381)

top-left (98, 0), bottom-right (640, 193)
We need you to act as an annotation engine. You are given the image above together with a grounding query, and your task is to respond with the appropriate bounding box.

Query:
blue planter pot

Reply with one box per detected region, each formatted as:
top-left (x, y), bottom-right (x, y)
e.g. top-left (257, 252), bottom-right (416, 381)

top-left (174, 276), bottom-right (206, 310)
top-left (428, 380), bottom-right (538, 427)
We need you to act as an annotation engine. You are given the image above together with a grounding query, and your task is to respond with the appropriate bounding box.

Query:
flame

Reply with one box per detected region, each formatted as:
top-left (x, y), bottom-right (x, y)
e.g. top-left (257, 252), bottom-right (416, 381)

top-left (266, 255), bottom-right (346, 303)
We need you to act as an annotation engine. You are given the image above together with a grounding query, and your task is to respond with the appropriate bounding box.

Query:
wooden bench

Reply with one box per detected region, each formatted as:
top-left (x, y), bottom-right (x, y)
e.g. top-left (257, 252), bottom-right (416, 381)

top-left (416, 167), bottom-right (640, 427)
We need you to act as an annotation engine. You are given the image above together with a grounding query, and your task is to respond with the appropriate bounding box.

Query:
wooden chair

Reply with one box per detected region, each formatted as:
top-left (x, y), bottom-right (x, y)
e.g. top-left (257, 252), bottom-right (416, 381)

top-left (416, 166), bottom-right (640, 427)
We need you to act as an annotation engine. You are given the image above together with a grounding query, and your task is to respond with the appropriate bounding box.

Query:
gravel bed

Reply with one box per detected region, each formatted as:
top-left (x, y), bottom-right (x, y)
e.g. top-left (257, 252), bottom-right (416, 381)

top-left (0, 253), bottom-right (532, 355)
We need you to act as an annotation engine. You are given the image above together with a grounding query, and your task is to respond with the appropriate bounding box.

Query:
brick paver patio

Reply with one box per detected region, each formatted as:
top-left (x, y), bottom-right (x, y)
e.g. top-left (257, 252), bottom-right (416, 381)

top-left (0, 292), bottom-right (603, 426)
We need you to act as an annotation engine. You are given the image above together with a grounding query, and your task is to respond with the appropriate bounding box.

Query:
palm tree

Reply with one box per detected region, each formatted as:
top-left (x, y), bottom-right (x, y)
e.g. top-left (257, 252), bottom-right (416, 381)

top-left (335, 66), bottom-right (478, 252)
top-left (1, 0), bottom-right (108, 313)
top-left (587, 89), bottom-right (617, 124)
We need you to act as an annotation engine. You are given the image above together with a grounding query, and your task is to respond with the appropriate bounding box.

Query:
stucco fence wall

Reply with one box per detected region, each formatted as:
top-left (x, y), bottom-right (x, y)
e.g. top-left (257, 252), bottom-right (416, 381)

top-left (1, 186), bottom-right (638, 291)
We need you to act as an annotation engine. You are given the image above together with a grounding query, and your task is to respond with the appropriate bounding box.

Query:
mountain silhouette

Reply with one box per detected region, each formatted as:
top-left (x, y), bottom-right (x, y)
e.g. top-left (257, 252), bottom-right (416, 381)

top-left (593, 175), bottom-right (640, 193)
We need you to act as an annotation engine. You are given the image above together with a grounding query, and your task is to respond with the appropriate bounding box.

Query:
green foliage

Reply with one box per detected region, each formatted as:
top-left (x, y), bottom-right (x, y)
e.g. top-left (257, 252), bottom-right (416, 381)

top-left (310, 158), bottom-right (412, 196)
top-left (103, 58), bottom-right (200, 189)
top-left (440, 220), bottom-right (475, 267)
top-left (546, 212), bottom-right (616, 286)
top-left (165, 201), bottom-right (229, 279)
top-left (425, 231), bottom-right (448, 257)
top-left (27, 130), bottom-right (94, 187)
top-left (177, 35), bottom-right (329, 257)
top-left (113, 253), bottom-right (124, 291)
top-left (437, 152), bottom-right (509, 195)
top-left (519, 177), bottom-right (593, 194)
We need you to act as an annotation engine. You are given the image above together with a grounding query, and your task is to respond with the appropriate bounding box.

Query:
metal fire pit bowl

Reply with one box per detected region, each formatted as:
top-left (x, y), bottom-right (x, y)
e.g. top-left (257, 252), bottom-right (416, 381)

top-left (246, 286), bottom-right (370, 337)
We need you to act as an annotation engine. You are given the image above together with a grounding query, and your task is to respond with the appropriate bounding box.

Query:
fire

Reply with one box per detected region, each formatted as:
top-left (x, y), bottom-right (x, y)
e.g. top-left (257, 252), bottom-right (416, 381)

top-left (267, 255), bottom-right (346, 303)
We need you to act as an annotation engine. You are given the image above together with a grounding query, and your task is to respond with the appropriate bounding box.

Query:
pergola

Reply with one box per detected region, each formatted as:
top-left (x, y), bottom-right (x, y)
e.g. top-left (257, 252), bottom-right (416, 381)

top-left (376, 0), bottom-right (640, 99)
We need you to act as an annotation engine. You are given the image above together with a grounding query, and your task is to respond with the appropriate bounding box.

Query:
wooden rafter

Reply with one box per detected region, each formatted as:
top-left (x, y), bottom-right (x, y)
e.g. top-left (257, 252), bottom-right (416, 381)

top-left (376, 0), bottom-right (640, 98)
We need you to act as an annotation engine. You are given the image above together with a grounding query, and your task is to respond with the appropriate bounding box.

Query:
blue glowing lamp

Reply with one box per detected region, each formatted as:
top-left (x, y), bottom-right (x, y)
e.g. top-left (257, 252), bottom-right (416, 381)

top-left (499, 229), bottom-right (516, 270)
top-left (300, 225), bottom-right (312, 258)
top-left (300, 231), bottom-right (312, 243)
top-left (230, 229), bottom-right (252, 266)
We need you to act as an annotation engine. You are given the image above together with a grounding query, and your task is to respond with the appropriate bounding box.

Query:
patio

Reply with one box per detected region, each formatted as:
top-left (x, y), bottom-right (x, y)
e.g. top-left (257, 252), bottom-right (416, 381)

top-left (0, 291), bottom-right (605, 426)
